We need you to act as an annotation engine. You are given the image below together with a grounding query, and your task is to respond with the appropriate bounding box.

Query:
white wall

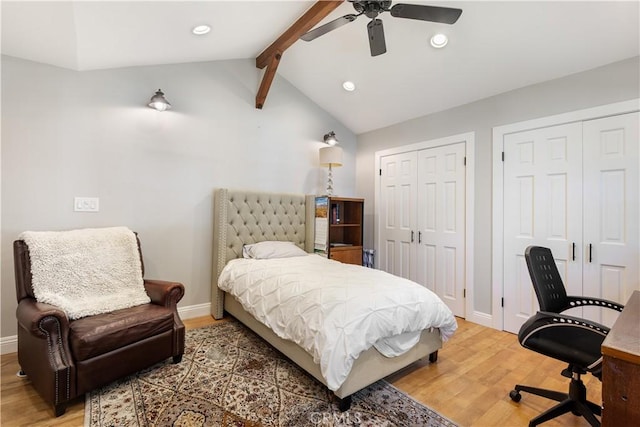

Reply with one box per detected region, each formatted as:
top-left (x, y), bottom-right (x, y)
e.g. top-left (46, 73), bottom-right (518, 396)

top-left (356, 56), bottom-right (640, 319)
top-left (1, 55), bottom-right (357, 338)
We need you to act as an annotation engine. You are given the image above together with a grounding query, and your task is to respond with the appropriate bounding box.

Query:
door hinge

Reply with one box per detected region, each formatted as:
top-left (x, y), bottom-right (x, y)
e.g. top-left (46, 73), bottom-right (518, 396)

top-left (501, 151), bottom-right (505, 162)
top-left (501, 297), bottom-right (504, 307)
top-left (379, 169), bottom-right (382, 176)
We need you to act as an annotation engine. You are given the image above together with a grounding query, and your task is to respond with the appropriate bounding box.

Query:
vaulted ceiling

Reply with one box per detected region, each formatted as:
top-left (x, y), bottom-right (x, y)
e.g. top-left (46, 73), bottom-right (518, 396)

top-left (2, 1), bottom-right (639, 134)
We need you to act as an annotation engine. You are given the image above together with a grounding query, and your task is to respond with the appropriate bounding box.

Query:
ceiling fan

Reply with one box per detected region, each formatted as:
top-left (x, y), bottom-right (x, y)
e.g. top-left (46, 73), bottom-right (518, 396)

top-left (300, 1), bottom-right (462, 57)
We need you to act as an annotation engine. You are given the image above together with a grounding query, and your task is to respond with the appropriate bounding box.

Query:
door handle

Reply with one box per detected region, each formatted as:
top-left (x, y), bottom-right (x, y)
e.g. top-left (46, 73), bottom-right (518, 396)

top-left (418, 231), bottom-right (422, 244)
top-left (588, 243), bottom-right (593, 263)
top-left (411, 231), bottom-right (414, 243)
top-left (572, 242), bottom-right (576, 261)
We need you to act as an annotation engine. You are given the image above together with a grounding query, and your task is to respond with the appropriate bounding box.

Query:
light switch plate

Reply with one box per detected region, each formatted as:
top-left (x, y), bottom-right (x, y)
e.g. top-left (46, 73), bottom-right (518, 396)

top-left (74, 197), bottom-right (99, 212)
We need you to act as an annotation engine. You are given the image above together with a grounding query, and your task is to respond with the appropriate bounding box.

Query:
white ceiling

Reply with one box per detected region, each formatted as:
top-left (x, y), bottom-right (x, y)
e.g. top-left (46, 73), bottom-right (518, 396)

top-left (2, 1), bottom-right (639, 134)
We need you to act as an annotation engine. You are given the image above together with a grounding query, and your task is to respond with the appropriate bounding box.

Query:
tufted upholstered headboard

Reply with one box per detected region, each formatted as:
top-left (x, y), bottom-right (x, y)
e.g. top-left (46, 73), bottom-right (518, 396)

top-left (211, 188), bottom-right (315, 319)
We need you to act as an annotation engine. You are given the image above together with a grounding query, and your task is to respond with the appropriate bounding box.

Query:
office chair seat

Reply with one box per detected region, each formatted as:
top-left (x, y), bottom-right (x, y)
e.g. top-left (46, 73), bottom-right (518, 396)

top-left (519, 312), bottom-right (606, 373)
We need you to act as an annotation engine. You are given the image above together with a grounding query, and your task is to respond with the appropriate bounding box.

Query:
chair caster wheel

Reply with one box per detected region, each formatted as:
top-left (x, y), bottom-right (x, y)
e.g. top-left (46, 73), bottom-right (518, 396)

top-left (509, 390), bottom-right (521, 402)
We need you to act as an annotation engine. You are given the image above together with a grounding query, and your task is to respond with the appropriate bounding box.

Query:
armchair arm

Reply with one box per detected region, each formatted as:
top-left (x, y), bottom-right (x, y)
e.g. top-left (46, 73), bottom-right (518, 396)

top-left (144, 279), bottom-right (185, 309)
top-left (144, 279), bottom-right (186, 358)
top-left (15, 299), bottom-right (76, 407)
top-left (565, 296), bottom-right (624, 313)
top-left (16, 298), bottom-right (70, 339)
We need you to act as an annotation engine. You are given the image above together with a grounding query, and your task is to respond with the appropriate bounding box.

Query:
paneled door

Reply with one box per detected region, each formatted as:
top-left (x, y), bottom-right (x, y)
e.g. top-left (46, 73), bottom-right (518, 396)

top-left (417, 143), bottom-right (466, 316)
top-left (502, 112), bottom-right (639, 333)
top-left (582, 112), bottom-right (639, 326)
top-left (503, 123), bottom-right (583, 333)
top-left (379, 143), bottom-right (468, 317)
top-left (379, 151), bottom-right (417, 280)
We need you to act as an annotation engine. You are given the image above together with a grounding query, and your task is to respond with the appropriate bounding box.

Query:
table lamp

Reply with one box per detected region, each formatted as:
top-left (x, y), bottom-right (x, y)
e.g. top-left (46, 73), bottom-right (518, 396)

top-left (319, 146), bottom-right (343, 196)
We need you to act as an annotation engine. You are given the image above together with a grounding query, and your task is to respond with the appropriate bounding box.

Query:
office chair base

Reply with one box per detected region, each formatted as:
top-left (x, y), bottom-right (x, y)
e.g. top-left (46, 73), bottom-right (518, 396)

top-left (510, 377), bottom-right (601, 427)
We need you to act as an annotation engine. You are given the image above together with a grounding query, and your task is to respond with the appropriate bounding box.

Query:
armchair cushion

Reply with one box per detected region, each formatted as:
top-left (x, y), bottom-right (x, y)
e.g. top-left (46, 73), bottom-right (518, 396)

top-left (69, 304), bottom-right (174, 361)
top-left (20, 227), bottom-right (150, 319)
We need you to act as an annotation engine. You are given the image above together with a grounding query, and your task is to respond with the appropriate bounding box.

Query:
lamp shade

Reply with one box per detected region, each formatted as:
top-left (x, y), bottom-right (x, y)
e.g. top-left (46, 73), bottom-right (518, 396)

top-left (319, 146), bottom-right (343, 166)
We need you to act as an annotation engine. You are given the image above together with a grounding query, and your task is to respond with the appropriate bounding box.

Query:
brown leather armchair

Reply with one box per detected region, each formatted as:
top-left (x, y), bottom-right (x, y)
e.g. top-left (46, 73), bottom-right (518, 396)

top-left (14, 236), bottom-right (185, 417)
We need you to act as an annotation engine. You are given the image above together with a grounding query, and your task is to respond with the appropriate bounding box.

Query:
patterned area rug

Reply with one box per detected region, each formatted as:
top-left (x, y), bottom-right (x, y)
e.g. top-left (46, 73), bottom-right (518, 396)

top-left (85, 319), bottom-right (457, 426)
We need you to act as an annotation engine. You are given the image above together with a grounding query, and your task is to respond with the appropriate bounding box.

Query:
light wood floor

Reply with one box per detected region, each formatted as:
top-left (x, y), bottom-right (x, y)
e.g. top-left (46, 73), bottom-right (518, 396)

top-left (1, 316), bottom-right (602, 427)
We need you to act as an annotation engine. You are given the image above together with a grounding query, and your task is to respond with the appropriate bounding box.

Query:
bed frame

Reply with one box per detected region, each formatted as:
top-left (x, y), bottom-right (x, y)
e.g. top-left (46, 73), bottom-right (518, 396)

top-left (211, 188), bottom-right (442, 410)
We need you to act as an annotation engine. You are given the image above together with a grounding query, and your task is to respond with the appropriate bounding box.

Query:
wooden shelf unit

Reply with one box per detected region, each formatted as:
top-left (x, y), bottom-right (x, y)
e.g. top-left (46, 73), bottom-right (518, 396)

top-left (315, 196), bottom-right (364, 265)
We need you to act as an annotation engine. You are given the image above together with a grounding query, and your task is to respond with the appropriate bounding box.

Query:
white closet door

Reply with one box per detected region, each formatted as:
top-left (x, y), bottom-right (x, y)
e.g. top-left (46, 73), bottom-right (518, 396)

top-left (582, 112), bottom-right (639, 327)
top-left (417, 143), bottom-right (466, 316)
top-left (503, 123), bottom-right (583, 333)
top-left (379, 152), bottom-right (417, 280)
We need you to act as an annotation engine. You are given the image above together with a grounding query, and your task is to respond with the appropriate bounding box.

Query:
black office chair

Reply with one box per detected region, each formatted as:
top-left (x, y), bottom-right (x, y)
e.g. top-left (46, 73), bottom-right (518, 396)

top-left (509, 246), bottom-right (624, 427)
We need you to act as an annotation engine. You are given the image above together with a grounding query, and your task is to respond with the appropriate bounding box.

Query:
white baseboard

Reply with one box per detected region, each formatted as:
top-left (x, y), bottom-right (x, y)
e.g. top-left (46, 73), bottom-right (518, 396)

top-left (0, 335), bottom-right (17, 355)
top-left (178, 302), bottom-right (212, 320)
top-left (0, 302), bottom-right (213, 356)
top-left (465, 310), bottom-right (494, 329)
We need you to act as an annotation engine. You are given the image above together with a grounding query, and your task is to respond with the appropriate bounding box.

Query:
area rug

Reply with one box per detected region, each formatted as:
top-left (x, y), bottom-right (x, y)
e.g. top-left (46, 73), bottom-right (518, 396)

top-left (85, 319), bottom-right (457, 427)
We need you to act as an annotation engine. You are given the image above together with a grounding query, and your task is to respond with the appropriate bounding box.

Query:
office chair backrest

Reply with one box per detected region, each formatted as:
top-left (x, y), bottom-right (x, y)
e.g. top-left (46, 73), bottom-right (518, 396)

top-left (524, 246), bottom-right (569, 313)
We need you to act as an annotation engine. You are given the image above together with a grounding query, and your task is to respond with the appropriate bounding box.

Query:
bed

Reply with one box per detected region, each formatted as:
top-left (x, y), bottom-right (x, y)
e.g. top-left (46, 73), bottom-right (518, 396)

top-left (211, 188), bottom-right (455, 410)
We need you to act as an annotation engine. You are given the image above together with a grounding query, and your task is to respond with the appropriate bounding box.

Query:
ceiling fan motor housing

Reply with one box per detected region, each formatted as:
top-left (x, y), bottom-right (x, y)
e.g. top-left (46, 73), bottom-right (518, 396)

top-left (352, 1), bottom-right (392, 19)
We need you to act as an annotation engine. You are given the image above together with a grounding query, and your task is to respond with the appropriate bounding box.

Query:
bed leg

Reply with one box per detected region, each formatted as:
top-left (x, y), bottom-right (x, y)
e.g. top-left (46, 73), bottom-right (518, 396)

top-left (338, 395), bottom-right (352, 412)
top-left (428, 350), bottom-right (438, 363)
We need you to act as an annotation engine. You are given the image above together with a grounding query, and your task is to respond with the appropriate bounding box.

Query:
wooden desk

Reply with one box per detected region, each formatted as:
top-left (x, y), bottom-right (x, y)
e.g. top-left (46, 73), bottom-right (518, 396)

top-left (601, 290), bottom-right (640, 427)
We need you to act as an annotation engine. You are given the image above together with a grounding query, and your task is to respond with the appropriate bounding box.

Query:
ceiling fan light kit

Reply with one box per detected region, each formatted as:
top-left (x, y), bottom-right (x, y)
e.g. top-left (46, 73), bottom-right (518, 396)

top-left (301, 1), bottom-right (462, 57)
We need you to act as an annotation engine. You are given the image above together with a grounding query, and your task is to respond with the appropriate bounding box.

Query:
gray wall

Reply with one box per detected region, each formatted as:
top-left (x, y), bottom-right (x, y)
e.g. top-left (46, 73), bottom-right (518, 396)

top-left (1, 55), bottom-right (357, 338)
top-left (356, 56), bottom-right (640, 316)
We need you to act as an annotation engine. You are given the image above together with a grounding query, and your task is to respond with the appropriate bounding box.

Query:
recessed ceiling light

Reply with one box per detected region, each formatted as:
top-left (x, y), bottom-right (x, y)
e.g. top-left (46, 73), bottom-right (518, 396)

top-left (430, 33), bottom-right (448, 48)
top-left (342, 81), bottom-right (356, 92)
top-left (192, 25), bottom-right (211, 36)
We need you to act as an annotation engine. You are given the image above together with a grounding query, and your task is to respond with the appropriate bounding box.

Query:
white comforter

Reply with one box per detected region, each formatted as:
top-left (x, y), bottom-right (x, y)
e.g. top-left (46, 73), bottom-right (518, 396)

top-left (218, 254), bottom-right (457, 391)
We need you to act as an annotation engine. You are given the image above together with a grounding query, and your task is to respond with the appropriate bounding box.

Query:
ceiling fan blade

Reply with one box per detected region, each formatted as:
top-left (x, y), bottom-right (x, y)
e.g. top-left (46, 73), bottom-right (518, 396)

top-left (300, 14), bottom-right (358, 41)
top-left (390, 4), bottom-right (462, 24)
top-left (367, 19), bottom-right (387, 57)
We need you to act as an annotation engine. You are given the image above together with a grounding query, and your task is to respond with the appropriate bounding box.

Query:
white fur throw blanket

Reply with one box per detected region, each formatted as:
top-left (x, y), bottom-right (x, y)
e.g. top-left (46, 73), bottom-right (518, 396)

top-left (20, 227), bottom-right (150, 320)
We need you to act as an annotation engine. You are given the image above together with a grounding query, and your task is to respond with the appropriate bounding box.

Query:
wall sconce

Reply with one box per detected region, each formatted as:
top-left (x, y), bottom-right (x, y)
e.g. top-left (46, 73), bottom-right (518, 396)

top-left (319, 146), bottom-right (343, 196)
top-left (148, 89), bottom-right (171, 111)
top-left (323, 131), bottom-right (338, 146)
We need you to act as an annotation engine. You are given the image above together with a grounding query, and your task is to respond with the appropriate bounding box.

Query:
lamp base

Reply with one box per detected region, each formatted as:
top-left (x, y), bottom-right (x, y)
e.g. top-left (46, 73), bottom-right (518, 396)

top-left (326, 165), bottom-right (334, 196)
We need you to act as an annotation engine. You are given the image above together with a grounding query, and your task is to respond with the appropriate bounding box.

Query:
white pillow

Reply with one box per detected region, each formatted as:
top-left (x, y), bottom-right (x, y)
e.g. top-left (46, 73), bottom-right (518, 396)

top-left (242, 241), bottom-right (307, 259)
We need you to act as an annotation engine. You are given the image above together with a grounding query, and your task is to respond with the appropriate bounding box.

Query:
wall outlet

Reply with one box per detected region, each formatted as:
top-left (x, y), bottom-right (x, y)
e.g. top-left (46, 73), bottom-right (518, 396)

top-left (74, 197), bottom-right (99, 212)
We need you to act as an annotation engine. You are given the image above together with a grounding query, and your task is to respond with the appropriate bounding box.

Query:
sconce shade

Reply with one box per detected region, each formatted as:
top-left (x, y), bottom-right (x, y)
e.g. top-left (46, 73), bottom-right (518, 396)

top-left (319, 146), bottom-right (343, 166)
top-left (323, 131), bottom-right (338, 146)
top-left (148, 89), bottom-right (171, 111)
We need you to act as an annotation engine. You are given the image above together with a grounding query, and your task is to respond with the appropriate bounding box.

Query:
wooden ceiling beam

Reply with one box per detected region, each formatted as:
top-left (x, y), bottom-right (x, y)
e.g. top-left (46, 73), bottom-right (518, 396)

top-left (255, 0), bottom-right (344, 109)
top-left (256, 51), bottom-right (282, 110)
